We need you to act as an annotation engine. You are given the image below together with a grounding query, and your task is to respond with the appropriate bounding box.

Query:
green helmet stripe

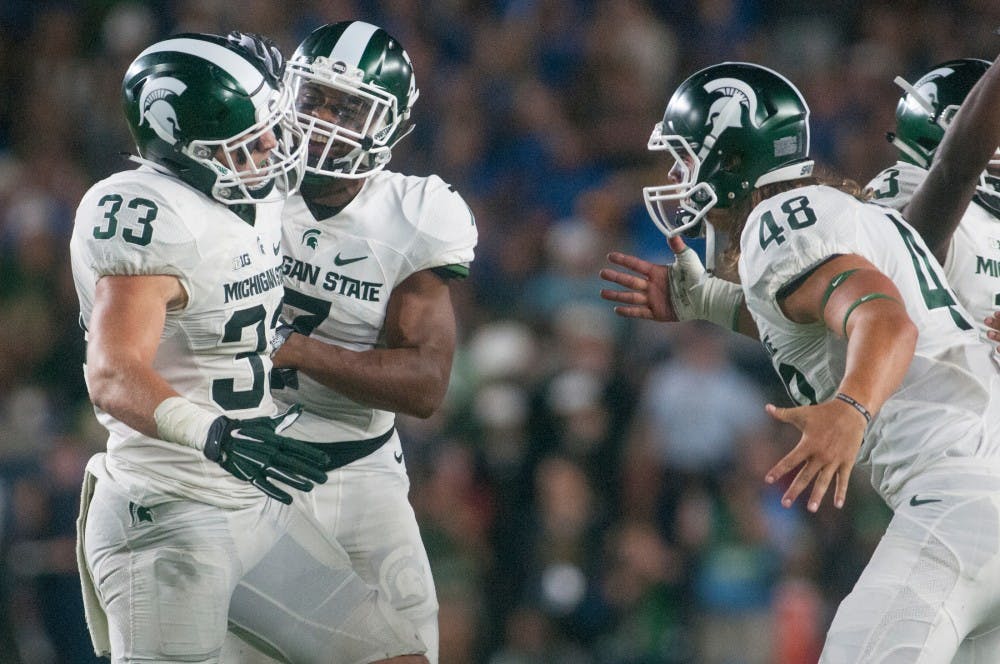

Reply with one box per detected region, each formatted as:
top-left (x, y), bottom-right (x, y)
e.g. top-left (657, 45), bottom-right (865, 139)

top-left (140, 37), bottom-right (266, 98)
top-left (328, 21), bottom-right (379, 68)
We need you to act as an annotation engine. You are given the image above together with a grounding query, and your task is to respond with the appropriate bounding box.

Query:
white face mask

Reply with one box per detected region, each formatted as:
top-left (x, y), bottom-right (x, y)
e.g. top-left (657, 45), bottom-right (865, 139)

top-left (643, 122), bottom-right (719, 239)
top-left (286, 58), bottom-right (414, 180)
top-left (188, 85), bottom-right (306, 203)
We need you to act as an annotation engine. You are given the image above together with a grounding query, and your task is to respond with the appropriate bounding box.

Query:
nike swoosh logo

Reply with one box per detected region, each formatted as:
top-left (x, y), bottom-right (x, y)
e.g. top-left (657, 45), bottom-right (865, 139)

top-left (909, 495), bottom-right (942, 507)
top-left (394, 450), bottom-right (404, 464)
top-left (334, 253), bottom-right (367, 266)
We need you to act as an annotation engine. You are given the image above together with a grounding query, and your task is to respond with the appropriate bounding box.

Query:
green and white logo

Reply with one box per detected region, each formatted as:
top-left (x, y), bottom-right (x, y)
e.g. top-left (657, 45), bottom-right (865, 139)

top-left (911, 66), bottom-right (956, 114)
top-left (302, 228), bottom-right (321, 248)
top-left (700, 78), bottom-right (761, 161)
top-left (139, 76), bottom-right (187, 144)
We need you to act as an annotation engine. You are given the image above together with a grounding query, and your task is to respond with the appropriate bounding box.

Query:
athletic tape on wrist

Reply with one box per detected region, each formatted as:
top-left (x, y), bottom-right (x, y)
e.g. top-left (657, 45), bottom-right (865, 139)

top-left (670, 248), bottom-right (744, 330)
top-left (699, 275), bottom-right (745, 331)
top-left (153, 397), bottom-right (219, 451)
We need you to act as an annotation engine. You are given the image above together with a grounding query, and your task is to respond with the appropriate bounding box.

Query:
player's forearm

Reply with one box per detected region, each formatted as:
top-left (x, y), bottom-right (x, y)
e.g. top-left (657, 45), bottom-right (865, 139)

top-left (86, 356), bottom-right (178, 438)
top-left (837, 307), bottom-right (917, 419)
top-left (281, 334), bottom-right (451, 418)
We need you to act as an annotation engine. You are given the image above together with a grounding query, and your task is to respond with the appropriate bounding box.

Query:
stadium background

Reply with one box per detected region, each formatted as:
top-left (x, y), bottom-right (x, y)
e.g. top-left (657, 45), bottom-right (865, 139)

top-left (1, 1), bottom-right (998, 662)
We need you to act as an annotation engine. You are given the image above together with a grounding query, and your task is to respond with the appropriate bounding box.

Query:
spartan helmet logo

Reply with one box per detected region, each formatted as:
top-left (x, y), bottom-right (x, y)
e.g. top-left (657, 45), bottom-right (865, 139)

top-left (139, 76), bottom-right (188, 144)
top-left (302, 228), bottom-right (320, 248)
top-left (913, 66), bottom-right (955, 115)
top-left (697, 77), bottom-right (761, 159)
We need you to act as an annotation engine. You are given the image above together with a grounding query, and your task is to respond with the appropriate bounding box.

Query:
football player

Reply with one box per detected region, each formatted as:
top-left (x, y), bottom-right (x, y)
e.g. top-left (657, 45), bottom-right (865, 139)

top-left (603, 55), bottom-right (1000, 661)
top-left (603, 59), bottom-right (1000, 350)
top-left (224, 21), bottom-right (477, 664)
top-left (72, 32), bottom-right (426, 663)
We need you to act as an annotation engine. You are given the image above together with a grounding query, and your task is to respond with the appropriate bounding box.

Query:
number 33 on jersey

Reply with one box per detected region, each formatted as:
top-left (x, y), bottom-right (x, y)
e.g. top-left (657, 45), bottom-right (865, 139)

top-left (71, 166), bottom-right (288, 504)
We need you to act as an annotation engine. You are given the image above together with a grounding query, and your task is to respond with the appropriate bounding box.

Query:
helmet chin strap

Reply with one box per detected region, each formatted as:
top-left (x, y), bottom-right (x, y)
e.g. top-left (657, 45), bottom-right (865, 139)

top-left (887, 133), bottom-right (930, 168)
top-left (327, 154), bottom-right (356, 170)
top-left (705, 223), bottom-right (717, 273)
top-left (317, 142), bottom-right (385, 178)
top-left (313, 118), bottom-right (412, 177)
top-left (387, 122), bottom-right (415, 148)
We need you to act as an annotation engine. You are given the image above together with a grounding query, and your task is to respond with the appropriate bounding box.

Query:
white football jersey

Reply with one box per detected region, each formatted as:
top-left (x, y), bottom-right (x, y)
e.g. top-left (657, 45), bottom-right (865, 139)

top-left (71, 165), bottom-right (287, 508)
top-left (275, 170), bottom-right (477, 441)
top-left (867, 161), bottom-right (1000, 325)
top-left (739, 185), bottom-right (1000, 504)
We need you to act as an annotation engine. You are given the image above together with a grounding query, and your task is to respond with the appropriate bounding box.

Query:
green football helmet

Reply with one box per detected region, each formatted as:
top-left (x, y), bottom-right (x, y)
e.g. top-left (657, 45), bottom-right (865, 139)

top-left (122, 31), bottom-right (305, 204)
top-left (888, 59), bottom-right (990, 168)
top-left (888, 58), bottom-right (1000, 217)
top-left (286, 20), bottom-right (419, 179)
top-left (644, 62), bottom-right (814, 238)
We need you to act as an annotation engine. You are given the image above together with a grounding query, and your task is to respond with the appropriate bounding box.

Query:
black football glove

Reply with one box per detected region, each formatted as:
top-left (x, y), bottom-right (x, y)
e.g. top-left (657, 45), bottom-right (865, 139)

top-left (203, 405), bottom-right (327, 504)
top-left (270, 366), bottom-right (299, 390)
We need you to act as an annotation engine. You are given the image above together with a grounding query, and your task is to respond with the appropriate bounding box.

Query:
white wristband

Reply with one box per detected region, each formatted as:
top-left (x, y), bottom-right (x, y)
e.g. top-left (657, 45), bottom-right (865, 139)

top-left (153, 397), bottom-right (219, 451)
top-left (669, 247), bottom-right (744, 331)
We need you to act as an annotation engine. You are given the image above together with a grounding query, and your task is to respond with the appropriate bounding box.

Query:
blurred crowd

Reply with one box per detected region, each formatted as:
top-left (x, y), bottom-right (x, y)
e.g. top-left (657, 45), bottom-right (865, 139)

top-left (2, 1), bottom-right (999, 662)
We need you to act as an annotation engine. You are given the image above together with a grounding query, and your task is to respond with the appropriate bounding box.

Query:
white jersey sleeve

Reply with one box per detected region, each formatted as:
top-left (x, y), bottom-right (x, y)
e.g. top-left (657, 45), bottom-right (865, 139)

top-left (865, 161), bottom-right (927, 211)
top-left (405, 174), bottom-right (477, 278)
top-left (71, 166), bottom-right (288, 508)
top-left (77, 187), bottom-right (199, 275)
top-left (73, 172), bottom-right (206, 319)
top-left (739, 186), bottom-right (867, 309)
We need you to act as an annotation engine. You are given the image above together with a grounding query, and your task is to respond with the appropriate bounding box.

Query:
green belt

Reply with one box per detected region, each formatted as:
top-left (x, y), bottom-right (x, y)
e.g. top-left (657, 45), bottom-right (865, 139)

top-left (307, 427), bottom-right (395, 472)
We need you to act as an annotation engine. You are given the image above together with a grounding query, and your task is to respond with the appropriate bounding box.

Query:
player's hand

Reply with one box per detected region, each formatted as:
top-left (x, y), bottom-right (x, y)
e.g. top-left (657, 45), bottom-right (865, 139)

top-left (599, 236), bottom-right (688, 322)
top-left (601, 236), bottom-right (743, 330)
top-left (763, 399), bottom-right (867, 512)
top-left (203, 404), bottom-right (328, 504)
top-left (984, 311), bottom-right (1000, 350)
